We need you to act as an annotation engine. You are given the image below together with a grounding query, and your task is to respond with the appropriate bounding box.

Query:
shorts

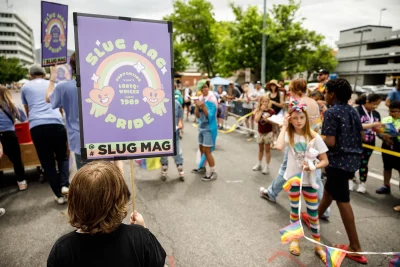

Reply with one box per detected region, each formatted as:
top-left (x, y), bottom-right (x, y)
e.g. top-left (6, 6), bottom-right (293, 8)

top-left (183, 102), bottom-right (191, 109)
top-left (382, 143), bottom-right (400, 171)
top-left (257, 132), bottom-right (273, 144)
top-left (325, 167), bottom-right (354, 203)
top-left (243, 108), bottom-right (253, 116)
top-left (198, 129), bottom-right (214, 147)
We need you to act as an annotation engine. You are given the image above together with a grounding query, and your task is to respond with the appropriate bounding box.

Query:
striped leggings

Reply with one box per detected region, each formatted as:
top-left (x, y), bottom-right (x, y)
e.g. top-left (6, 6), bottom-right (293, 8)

top-left (289, 185), bottom-right (320, 242)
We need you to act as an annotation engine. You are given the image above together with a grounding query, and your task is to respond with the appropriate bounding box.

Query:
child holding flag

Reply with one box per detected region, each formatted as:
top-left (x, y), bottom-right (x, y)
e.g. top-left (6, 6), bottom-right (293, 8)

top-left (275, 99), bottom-right (329, 263)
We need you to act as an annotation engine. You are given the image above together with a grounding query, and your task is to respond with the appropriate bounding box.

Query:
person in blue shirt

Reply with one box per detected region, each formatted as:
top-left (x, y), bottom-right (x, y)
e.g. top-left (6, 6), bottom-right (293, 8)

top-left (0, 86), bottom-right (28, 191)
top-left (385, 79), bottom-right (400, 108)
top-left (21, 65), bottom-right (69, 205)
top-left (46, 53), bottom-right (85, 171)
top-left (160, 99), bottom-right (184, 181)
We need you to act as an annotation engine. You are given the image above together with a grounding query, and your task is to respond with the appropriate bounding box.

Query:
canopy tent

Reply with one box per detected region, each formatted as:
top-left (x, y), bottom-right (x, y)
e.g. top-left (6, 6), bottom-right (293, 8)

top-left (210, 77), bottom-right (230, 86)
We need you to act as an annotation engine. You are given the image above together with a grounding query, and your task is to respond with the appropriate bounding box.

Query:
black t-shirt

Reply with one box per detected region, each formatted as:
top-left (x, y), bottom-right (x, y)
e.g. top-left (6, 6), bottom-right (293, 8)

top-left (47, 224), bottom-right (166, 267)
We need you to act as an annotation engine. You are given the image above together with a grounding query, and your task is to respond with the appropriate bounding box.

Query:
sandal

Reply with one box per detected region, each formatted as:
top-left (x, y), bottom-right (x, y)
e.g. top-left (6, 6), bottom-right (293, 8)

top-left (394, 206), bottom-right (400, 212)
top-left (315, 246), bottom-right (327, 264)
top-left (334, 244), bottom-right (368, 264)
top-left (289, 240), bottom-right (300, 256)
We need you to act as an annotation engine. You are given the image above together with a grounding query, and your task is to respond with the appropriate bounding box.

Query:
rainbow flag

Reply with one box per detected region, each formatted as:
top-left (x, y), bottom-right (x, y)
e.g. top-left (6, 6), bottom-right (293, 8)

top-left (135, 158), bottom-right (162, 171)
top-left (326, 247), bottom-right (346, 267)
top-left (279, 221), bottom-right (304, 244)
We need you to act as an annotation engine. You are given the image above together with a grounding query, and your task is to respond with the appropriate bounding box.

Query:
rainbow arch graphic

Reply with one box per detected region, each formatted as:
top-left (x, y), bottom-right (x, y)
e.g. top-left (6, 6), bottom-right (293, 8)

top-left (45, 18), bottom-right (66, 35)
top-left (93, 52), bottom-right (162, 90)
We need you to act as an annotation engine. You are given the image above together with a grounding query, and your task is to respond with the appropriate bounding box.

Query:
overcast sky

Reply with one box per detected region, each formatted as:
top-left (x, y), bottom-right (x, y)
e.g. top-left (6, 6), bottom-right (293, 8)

top-left (2, 0), bottom-right (400, 50)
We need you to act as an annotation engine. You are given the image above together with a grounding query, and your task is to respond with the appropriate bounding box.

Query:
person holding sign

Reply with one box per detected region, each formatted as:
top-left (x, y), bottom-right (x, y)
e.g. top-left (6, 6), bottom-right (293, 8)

top-left (47, 161), bottom-right (166, 267)
top-left (46, 53), bottom-right (86, 170)
top-left (192, 81), bottom-right (218, 181)
top-left (160, 99), bottom-right (184, 181)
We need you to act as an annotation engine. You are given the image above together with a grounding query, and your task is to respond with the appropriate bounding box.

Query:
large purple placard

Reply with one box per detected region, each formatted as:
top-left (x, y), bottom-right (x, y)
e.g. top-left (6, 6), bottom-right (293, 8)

top-left (74, 13), bottom-right (175, 160)
top-left (41, 1), bottom-right (68, 66)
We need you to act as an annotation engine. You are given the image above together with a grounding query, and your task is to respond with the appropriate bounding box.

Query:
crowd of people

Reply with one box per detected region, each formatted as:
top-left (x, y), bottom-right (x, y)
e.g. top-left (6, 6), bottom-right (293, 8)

top-left (1, 62), bottom-right (400, 265)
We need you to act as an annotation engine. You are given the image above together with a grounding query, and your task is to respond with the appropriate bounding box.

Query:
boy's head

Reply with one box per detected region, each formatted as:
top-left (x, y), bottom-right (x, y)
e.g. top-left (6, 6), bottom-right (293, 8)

top-left (325, 78), bottom-right (352, 105)
top-left (389, 100), bottom-right (400, 119)
top-left (310, 90), bottom-right (324, 101)
top-left (68, 161), bottom-right (131, 234)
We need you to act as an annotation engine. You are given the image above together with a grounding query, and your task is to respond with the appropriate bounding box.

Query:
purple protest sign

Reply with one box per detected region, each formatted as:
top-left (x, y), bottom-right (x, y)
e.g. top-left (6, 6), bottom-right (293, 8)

top-left (55, 64), bottom-right (72, 83)
top-left (74, 13), bottom-right (175, 161)
top-left (41, 1), bottom-right (68, 66)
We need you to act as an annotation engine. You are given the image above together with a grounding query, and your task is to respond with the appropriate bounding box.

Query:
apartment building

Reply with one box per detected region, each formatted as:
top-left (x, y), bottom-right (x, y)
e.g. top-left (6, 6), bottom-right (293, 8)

top-left (0, 12), bottom-right (35, 66)
top-left (335, 25), bottom-right (400, 86)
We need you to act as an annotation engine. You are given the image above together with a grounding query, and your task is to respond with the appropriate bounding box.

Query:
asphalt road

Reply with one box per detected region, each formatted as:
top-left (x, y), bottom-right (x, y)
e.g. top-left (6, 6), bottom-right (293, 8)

top-left (0, 91), bottom-right (399, 267)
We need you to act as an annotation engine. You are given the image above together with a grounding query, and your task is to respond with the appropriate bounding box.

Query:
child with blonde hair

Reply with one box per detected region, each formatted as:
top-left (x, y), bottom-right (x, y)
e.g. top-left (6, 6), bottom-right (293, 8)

top-left (252, 95), bottom-right (275, 174)
top-left (274, 100), bottom-right (329, 263)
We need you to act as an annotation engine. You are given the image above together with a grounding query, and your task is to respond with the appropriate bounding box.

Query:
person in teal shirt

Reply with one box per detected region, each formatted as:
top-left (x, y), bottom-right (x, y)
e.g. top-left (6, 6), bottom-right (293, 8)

top-left (174, 87), bottom-right (183, 105)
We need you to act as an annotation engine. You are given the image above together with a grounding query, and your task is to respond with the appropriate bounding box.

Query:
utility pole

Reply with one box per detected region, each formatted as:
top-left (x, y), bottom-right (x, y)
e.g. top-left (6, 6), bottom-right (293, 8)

top-left (379, 8), bottom-right (387, 26)
top-left (354, 28), bottom-right (372, 92)
top-left (261, 0), bottom-right (267, 85)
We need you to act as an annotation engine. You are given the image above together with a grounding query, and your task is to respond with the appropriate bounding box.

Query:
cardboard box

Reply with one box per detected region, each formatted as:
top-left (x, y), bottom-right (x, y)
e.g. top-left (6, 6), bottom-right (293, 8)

top-left (0, 142), bottom-right (41, 171)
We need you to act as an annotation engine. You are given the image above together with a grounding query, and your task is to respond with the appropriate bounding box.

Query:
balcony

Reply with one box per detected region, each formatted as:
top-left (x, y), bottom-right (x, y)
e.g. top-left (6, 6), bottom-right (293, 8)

top-left (336, 62), bottom-right (400, 75)
top-left (337, 46), bottom-right (400, 61)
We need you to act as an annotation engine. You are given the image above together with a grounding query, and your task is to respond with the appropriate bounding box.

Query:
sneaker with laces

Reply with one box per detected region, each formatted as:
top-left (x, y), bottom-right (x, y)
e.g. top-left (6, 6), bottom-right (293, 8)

top-left (259, 187), bottom-right (276, 203)
top-left (262, 166), bottom-right (269, 175)
top-left (357, 182), bottom-right (367, 194)
top-left (252, 164), bottom-right (262, 171)
top-left (192, 167), bottom-right (206, 174)
top-left (376, 185), bottom-right (391, 194)
top-left (17, 180), bottom-right (27, 191)
top-left (61, 186), bottom-right (69, 195)
top-left (161, 165), bottom-right (168, 181)
top-left (177, 165), bottom-right (184, 181)
top-left (54, 196), bottom-right (67, 205)
top-left (348, 179), bottom-right (355, 191)
top-left (0, 208), bottom-right (5, 218)
top-left (202, 172), bottom-right (217, 182)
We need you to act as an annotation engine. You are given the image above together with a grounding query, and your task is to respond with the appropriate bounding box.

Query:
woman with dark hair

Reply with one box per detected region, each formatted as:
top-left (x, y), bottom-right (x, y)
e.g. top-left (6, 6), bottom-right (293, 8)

top-left (48, 161), bottom-right (166, 267)
top-left (0, 86), bottom-right (28, 190)
top-left (352, 93), bottom-right (382, 193)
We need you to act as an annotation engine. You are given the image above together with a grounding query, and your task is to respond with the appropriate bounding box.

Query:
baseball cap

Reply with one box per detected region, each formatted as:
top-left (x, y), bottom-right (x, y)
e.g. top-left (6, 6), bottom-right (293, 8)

top-left (256, 81), bottom-right (262, 85)
top-left (318, 69), bottom-right (329, 75)
top-left (29, 65), bottom-right (46, 76)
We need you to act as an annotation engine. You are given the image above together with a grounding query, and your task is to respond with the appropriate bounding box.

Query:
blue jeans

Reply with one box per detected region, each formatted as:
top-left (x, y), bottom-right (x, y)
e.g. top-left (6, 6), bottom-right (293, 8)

top-left (75, 153), bottom-right (87, 170)
top-left (161, 131), bottom-right (183, 166)
top-left (267, 147), bottom-right (330, 217)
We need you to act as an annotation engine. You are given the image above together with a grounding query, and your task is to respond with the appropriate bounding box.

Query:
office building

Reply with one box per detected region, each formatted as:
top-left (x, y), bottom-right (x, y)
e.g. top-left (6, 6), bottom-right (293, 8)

top-left (335, 25), bottom-right (400, 86)
top-left (0, 12), bottom-right (35, 66)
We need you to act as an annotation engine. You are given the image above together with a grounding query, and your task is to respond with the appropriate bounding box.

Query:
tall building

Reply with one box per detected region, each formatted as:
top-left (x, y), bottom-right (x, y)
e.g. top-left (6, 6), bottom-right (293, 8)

top-left (0, 12), bottom-right (35, 66)
top-left (335, 25), bottom-right (400, 86)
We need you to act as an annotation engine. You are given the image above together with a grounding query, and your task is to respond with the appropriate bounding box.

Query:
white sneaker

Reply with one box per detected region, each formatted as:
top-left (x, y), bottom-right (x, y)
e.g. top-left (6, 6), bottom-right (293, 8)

top-left (349, 179), bottom-right (355, 191)
top-left (61, 186), bottom-right (69, 195)
top-left (177, 165), bottom-right (184, 181)
top-left (252, 164), bottom-right (262, 171)
top-left (0, 208), bottom-right (5, 218)
top-left (54, 196), bottom-right (67, 205)
top-left (17, 180), bottom-right (27, 191)
top-left (262, 166), bottom-right (269, 175)
top-left (357, 182), bottom-right (367, 194)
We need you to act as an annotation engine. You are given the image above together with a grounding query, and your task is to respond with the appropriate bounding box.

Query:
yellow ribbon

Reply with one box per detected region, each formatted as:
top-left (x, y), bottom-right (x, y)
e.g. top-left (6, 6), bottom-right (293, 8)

top-left (362, 143), bottom-right (400, 157)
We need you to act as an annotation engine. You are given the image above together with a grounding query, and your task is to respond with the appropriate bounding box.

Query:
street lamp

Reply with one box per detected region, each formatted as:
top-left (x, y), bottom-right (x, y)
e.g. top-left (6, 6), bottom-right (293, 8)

top-left (354, 28), bottom-right (372, 92)
top-left (379, 8), bottom-right (387, 26)
top-left (261, 0), bottom-right (267, 85)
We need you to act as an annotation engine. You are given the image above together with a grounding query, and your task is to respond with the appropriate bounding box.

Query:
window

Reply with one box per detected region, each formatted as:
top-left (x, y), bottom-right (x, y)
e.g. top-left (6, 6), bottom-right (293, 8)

top-left (0, 32), bottom-right (15, 36)
top-left (0, 41), bottom-right (17, 45)
top-left (0, 14), bottom-right (12, 18)
top-left (0, 22), bottom-right (13, 27)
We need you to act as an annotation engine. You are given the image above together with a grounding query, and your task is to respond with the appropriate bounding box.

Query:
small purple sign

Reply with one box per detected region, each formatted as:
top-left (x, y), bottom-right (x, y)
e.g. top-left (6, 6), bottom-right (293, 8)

top-left (74, 13), bottom-right (175, 160)
top-left (55, 64), bottom-right (72, 83)
top-left (41, 1), bottom-right (68, 66)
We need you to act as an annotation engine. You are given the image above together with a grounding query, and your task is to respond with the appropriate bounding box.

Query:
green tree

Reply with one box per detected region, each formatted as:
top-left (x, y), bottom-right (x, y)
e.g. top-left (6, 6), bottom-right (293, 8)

top-left (220, 0), bottom-right (335, 81)
top-left (303, 45), bottom-right (338, 80)
top-left (0, 56), bottom-right (27, 84)
top-left (164, 0), bottom-right (219, 77)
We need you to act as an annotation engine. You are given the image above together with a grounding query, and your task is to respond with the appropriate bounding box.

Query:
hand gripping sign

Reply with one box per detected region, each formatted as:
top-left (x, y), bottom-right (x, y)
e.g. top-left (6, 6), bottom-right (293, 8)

top-left (74, 13), bottom-right (175, 161)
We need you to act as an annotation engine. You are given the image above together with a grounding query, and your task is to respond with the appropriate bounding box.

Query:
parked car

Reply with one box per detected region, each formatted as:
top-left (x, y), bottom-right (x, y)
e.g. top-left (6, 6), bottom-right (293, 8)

top-left (351, 85), bottom-right (365, 96)
top-left (353, 85), bottom-right (395, 98)
top-left (374, 86), bottom-right (394, 99)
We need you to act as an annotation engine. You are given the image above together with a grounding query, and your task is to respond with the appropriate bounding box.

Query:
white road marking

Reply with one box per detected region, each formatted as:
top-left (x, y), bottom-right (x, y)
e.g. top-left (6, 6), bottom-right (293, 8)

top-left (226, 180), bottom-right (243, 183)
top-left (368, 172), bottom-right (399, 186)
